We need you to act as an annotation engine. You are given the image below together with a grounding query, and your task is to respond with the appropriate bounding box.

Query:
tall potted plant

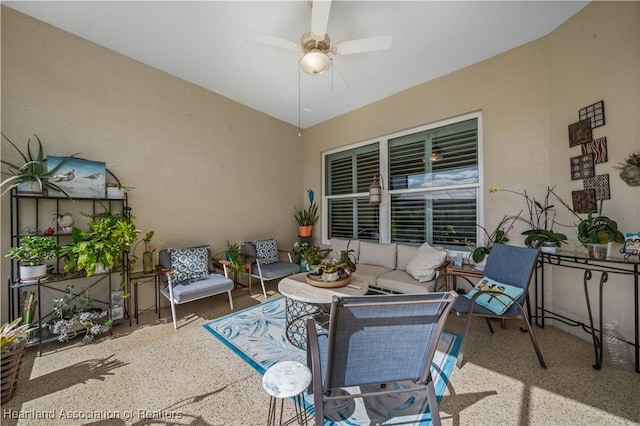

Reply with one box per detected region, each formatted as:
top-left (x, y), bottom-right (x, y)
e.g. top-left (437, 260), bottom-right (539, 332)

top-left (0, 133), bottom-right (78, 197)
top-left (6, 235), bottom-right (60, 282)
top-left (294, 202), bottom-right (319, 237)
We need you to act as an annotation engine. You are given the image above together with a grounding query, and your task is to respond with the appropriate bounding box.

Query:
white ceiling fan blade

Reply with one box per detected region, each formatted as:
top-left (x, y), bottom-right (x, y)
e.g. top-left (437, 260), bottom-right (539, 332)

top-left (242, 29), bottom-right (299, 52)
top-left (333, 35), bottom-right (393, 55)
top-left (310, 0), bottom-right (332, 38)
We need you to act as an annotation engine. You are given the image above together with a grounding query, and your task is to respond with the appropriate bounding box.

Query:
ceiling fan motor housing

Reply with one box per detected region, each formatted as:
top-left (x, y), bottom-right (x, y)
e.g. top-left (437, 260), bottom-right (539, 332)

top-left (301, 32), bottom-right (331, 53)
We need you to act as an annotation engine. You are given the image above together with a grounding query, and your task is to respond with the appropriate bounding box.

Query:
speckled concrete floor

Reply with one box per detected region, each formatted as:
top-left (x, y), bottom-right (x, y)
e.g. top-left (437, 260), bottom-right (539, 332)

top-left (3, 284), bottom-right (639, 426)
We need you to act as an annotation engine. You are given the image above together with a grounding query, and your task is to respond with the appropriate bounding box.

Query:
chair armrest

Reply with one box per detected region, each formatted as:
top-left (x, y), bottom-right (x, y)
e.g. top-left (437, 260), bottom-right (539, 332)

top-left (278, 249), bottom-right (294, 263)
top-left (306, 318), bottom-right (323, 401)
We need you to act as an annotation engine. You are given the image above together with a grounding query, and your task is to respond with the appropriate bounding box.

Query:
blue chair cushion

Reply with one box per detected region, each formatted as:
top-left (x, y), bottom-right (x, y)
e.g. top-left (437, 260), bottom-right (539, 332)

top-left (252, 261), bottom-right (299, 279)
top-left (169, 273), bottom-right (234, 304)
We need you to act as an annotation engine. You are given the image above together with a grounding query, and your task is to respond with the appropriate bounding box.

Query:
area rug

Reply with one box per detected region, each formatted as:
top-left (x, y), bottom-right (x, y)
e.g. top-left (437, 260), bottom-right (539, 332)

top-left (203, 296), bottom-right (460, 425)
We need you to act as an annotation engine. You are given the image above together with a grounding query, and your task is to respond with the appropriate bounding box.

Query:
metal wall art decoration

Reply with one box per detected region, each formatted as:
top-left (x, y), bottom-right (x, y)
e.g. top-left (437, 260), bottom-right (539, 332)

top-left (581, 137), bottom-right (608, 164)
top-left (579, 100), bottom-right (605, 128)
top-left (47, 156), bottom-right (106, 198)
top-left (583, 174), bottom-right (610, 200)
top-left (568, 119), bottom-right (593, 147)
top-left (572, 189), bottom-right (597, 213)
top-left (570, 153), bottom-right (595, 180)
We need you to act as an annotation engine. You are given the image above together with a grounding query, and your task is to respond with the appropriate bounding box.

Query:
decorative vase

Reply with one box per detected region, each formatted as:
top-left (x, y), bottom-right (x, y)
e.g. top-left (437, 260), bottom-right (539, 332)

top-left (143, 251), bottom-right (154, 274)
top-left (585, 243), bottom-right (608, 259)
top-left (323, 271), bottom-right (339, 282)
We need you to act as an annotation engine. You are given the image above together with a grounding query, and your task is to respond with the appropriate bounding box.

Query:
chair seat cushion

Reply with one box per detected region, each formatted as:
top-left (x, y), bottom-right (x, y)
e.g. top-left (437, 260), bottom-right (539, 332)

top-left (162, 273), bottom-right (234, 304)
top-left (252, 262), bottom-right (299, 279)
top-left (464, 276), bottom-right (523, 315)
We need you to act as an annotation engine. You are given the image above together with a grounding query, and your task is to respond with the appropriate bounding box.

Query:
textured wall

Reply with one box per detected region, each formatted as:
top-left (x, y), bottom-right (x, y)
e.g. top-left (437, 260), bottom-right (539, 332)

top-left (1, 6), bottom-right (302, 316)
top-left (302, 2), bottom-right (639, 345)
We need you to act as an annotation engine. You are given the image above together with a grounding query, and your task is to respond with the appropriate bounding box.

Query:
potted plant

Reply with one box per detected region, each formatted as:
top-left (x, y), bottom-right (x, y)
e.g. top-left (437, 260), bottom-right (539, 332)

top-left (614, 152), bottom-right (640, 186)
top-left (106, 182), bottom-right (135, 199)
top-left (292, 242), bottom-right (330, 271)
top-left (577, 205), bottom-right (624, 259)
top-left (294, 202), bottom-right (319, 237)
top-left (49, 285), bottom-right (112, 344)
top-left (224, 240), bottom-right (243, 273)
top-left (1, 317), bottom-right (33, 403)
top-left (0, 133), bottom-right (78, 197)
top-left (5, 235), bottom-right (60, 282)
top-left (62, 207), bottom-right (140, 277)
top-left (471, 214), bottom-right (520, 263)
top-left (488, 186), bottom-right (568, 252)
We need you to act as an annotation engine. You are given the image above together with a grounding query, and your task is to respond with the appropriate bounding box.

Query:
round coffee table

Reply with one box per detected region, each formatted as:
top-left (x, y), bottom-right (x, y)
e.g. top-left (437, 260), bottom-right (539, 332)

top-left (278, 273), bottom-right (368, 349)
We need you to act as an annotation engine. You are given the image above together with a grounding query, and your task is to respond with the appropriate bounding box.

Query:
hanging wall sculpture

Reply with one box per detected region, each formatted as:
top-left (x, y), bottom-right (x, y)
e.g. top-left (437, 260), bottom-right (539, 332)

top-left (568, 100), bottom-right (610, 213)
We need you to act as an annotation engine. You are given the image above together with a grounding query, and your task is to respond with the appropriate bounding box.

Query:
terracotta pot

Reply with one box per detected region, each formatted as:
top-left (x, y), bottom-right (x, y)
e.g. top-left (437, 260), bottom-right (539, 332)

top-left (299, 225), bottom-right (312, 237)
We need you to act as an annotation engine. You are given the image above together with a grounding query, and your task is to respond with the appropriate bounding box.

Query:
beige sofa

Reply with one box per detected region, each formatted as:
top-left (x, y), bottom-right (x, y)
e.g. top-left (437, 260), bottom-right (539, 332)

top-left (325, 238), bottom-right (449, 294)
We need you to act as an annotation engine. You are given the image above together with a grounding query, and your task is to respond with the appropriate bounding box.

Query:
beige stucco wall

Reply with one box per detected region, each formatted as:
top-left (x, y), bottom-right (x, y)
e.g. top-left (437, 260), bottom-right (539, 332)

top-left (1, 6), bottom-right (303, 317)
top-left (303, 1), bottom-right (639, 346)
top-left (1, 2), bottom-right (638, 350)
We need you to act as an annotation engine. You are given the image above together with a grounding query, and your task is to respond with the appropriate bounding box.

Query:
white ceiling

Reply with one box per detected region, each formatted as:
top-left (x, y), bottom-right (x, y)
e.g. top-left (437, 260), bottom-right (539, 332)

top-left (4, 1), bottom-right (588, 129)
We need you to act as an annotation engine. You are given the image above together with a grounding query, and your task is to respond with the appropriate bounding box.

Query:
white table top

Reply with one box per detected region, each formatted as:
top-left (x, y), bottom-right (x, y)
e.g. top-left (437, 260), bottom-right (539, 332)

top-left (278, 273), bottom-right (368, 304)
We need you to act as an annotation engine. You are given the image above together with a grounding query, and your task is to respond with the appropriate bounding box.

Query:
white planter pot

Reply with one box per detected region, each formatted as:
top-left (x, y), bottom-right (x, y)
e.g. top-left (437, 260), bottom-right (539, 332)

top-left (106, 187), bottom-right (125, 199)
top-left (19, 264), bottom-right (47, 282)
top-left (540, 242), bottom-right (557, 254)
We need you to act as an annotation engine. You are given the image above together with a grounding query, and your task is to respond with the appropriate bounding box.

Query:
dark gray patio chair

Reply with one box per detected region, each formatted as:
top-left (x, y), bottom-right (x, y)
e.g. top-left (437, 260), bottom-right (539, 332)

top-left (446, 243), bottom-right (546, 368)
top-left (242, 239), bottom-right (300, 298)
top-left (306, 291), bottom-right (458, 426)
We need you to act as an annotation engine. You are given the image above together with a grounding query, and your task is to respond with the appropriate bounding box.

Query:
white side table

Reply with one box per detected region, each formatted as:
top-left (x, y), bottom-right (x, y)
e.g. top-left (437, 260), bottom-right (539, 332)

top-left (262, 361), bottom-right (312, 426)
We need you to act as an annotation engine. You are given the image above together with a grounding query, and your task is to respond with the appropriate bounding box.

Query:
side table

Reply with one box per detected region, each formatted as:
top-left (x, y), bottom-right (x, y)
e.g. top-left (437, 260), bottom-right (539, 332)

top-left (213, 258), bottom-right (253, 294)
top-left (444, 265), bottom-right (484, 291)
top-left (130, 270), bottom-right (163, 325)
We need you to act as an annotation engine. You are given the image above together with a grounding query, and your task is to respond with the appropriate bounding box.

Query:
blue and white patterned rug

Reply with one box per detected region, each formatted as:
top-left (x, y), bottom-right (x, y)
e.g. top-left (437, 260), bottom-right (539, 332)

top-left (203, 296), bottom-right (460, 425)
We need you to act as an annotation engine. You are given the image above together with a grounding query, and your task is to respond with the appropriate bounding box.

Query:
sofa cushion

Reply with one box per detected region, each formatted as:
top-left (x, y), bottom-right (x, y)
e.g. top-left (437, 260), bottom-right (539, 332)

top-left (397, 244), bottom-right (419, 271)
top-left (406, 243), bottom-right (447, 282)
top-left (359, 241), bottom-right (397, 269)
top-left (168, 246), bottom-right (210, 283)
top-left (352, 264), bottom-right (393, 288)
top-left (376, 270), bottom-right (437, 293)
top-left (328, 238), bottom-right (359, 261)
top-left (254, 239), bottom-right (279, 264)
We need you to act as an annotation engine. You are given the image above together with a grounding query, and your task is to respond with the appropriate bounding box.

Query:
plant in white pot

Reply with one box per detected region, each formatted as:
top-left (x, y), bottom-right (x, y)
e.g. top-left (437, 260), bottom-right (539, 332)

top-left (5, 236), bottom-right (60, 282)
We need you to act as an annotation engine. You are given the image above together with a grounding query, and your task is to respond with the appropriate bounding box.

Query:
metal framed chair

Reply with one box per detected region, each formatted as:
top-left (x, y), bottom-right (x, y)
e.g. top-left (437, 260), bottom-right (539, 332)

top-left (306, 291), bottom-right (458, 426)
top-left (157, 245), bottom-right (234, 329)
top-left (242, 239), bottom-right (299, 298)
top-left (444, 244), bottom-right (546, 368)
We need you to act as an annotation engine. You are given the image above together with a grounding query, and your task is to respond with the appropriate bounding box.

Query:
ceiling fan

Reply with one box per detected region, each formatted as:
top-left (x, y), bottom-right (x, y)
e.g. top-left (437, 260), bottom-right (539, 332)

top-left (246, 0), bottom-right (392, 76)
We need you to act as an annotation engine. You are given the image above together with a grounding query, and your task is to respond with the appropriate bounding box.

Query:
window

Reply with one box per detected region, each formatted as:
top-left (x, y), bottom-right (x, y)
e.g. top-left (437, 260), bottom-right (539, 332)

top-left (323, 113), bottom-right (481, 249)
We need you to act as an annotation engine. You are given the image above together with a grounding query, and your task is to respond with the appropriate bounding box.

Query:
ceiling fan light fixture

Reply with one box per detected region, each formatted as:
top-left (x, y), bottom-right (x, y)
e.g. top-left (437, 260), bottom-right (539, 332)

top-left (300, 50), bottom-right (331, 75)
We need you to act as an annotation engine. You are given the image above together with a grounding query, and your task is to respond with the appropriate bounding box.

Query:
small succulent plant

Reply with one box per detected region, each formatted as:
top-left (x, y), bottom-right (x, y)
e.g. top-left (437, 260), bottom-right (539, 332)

top-left (620, 152), bottom-right (640, 167)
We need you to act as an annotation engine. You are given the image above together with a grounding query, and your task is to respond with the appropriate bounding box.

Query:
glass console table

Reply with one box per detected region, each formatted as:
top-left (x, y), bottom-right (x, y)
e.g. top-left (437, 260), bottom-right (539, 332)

top-left (535, 250), bottom-right (639, 373)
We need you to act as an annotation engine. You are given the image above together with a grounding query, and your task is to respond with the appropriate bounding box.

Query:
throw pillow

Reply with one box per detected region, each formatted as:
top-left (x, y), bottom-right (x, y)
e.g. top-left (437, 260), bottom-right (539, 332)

top-left (464, 276), bottom-right (524, 315)
top-left (405, 242), bottom-right (447, 282)
top-left (254, 239), bottom-right (279, 265)
top-left (168, 246), bottom-right (210, 284)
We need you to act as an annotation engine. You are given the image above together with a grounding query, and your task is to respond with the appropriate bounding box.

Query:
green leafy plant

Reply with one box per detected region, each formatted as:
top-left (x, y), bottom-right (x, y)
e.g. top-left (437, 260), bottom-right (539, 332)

top-left (0, 318), bottom-right (33, 354)
top-left (0, 133), bottom-right (78, 197)
top-left (225, 241), bottom-right (242, 272)
top-left (471, 214), bottom-right (521, 263)
top-left (294, 202), bottom-right (319, 226)
top-left (488, 186), bottom-right (568, 248)
top-left (49, 285), bottom-right (112, 344)
top-left (62, 207), bottom-right (140, 277)
top-left (577, 210), bottom-right (624, 244)
top-left (292, 242), bottom-right (330, 266)
top-left (6, 235), bottom-right (60, 266)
